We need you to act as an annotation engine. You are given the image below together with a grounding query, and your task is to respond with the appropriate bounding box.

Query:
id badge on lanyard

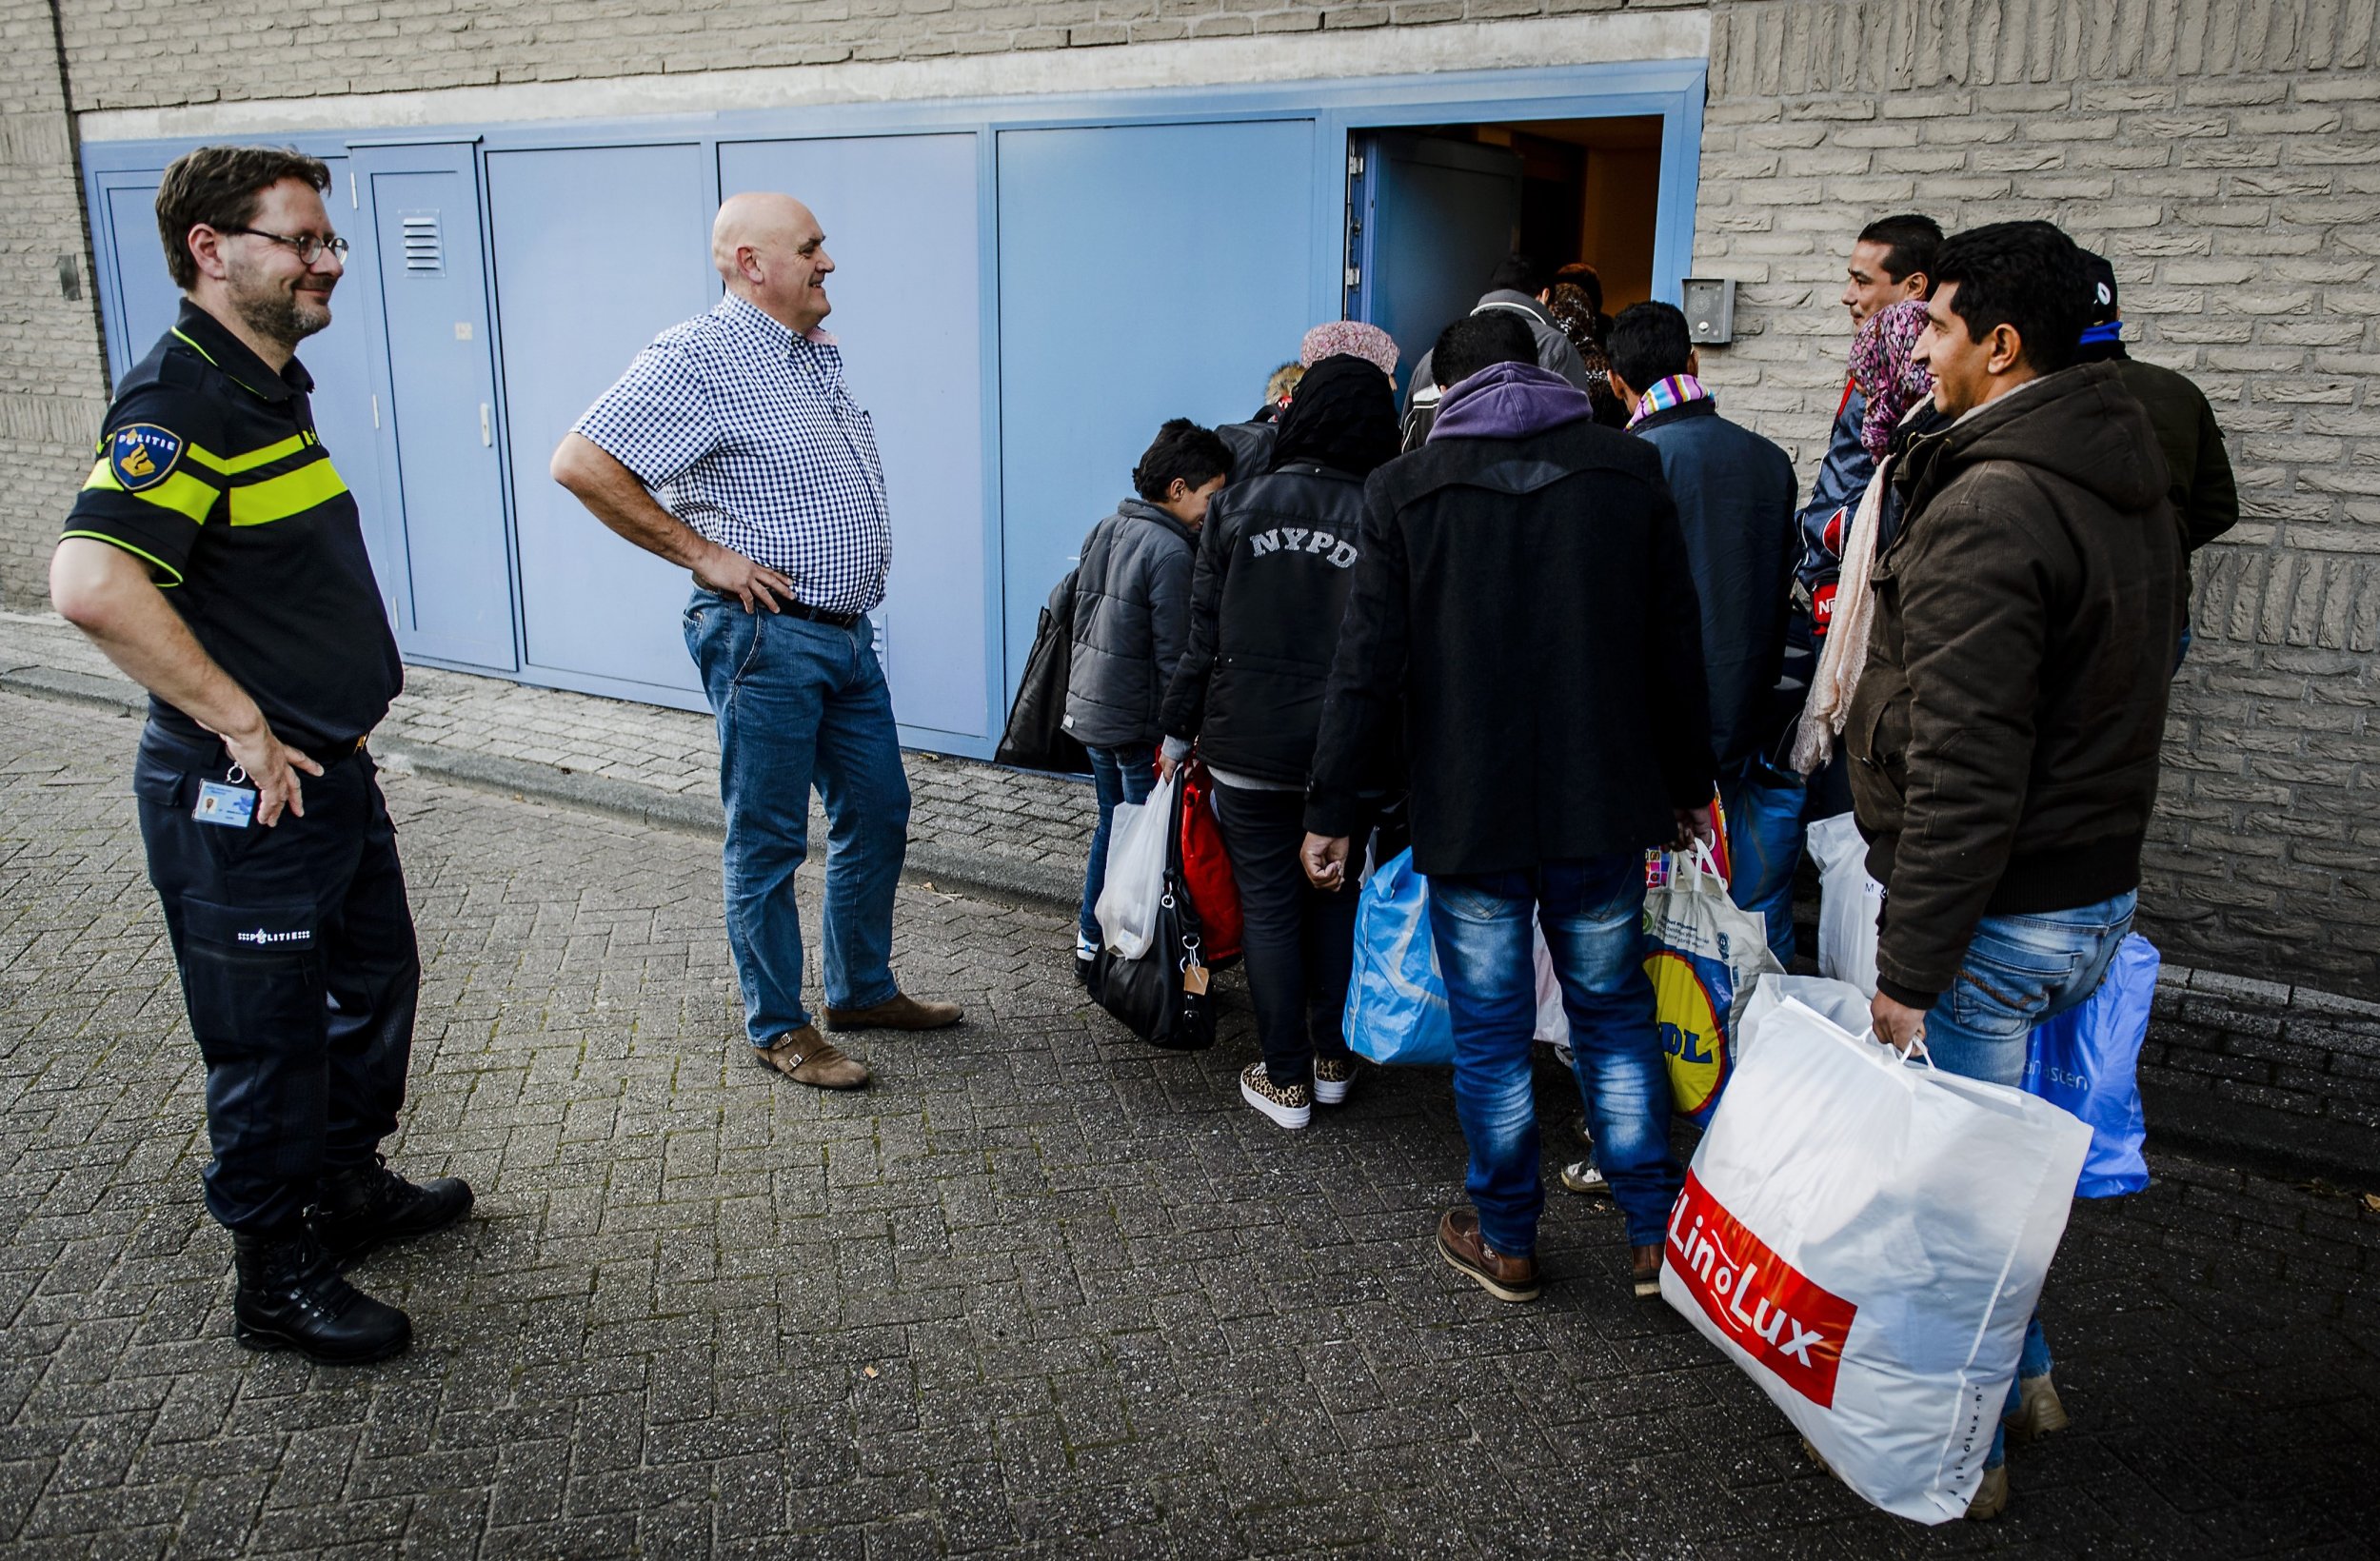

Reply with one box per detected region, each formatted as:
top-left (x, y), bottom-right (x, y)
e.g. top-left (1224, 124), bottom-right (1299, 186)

top-left (194, 763), bottom-right (257, 828)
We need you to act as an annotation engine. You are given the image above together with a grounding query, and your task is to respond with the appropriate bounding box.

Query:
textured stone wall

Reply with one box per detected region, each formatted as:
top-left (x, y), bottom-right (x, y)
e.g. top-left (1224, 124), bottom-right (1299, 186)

top-left (1690, 0), bottom-right (2380, 996)
top-left (0, 0), bottom-right (109, 613)
top-left (4, 0), bottom-right (2376, 992)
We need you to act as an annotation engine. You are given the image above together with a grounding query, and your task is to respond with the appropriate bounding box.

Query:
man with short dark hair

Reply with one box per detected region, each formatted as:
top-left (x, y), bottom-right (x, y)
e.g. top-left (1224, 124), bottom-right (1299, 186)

top-left (50, 145), bottom-right (470, 1364)
top-left (1398, 253), bottom-right (1595, 447)
top-left (1303, 307), bottom-right (1716, 1306)
top-left (1605, 302), bottom-right (1801, 976)
top-left (1848, 220), bottom-right (2179, 1520)
top-left (2076, 250), bottom-right (2237, 664)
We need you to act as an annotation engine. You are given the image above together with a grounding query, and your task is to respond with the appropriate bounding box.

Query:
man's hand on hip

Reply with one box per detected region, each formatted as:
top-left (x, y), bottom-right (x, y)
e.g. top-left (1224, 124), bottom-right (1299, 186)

top-left (1870, 992), bottom-right (1929, 1055)
top-left (695, 543), bottom-right (794, 614)
top-left (219, 719), bottom-right (325, 827)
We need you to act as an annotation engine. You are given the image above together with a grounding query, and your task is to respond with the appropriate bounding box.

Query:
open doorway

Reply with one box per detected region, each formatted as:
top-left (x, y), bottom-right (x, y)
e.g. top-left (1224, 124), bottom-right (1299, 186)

top-left (1344, 116), bottom-right (1664, 396)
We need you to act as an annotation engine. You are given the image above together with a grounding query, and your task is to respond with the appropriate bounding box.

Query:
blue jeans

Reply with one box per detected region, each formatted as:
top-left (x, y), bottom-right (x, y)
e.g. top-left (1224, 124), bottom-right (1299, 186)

top-left (1720, 754), bottom-right (1805, 970)
top-left (1078, 744), bottom-right (1157, 952)
top-left (1916, 890), bottom-right (2135, 1469)
top-left (685, 591), bottom-right (909, 1044)
top-left (1428, 855), bottom-right (1681, 1255)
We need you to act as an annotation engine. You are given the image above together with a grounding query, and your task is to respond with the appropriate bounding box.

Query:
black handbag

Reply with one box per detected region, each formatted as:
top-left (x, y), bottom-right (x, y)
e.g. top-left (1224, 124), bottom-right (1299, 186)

top-left (1088, 780), bottom-right (1217, 1051)
top-left (994, 569), bottom-right (1090, 774)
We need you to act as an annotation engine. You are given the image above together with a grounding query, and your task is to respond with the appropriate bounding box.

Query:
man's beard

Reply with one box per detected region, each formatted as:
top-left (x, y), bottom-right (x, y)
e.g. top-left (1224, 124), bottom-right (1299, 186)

top-left (228, 263), bottom-right (332, 348)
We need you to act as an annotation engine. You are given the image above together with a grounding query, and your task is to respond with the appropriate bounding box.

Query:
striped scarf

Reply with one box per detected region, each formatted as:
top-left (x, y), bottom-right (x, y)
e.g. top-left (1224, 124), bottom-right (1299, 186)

top-left (1626, 373), bottom-right (1713, 427)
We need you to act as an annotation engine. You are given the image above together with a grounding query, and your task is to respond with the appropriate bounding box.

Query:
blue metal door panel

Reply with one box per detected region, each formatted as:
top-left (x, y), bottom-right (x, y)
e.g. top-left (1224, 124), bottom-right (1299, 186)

top-left (357, 143), bottom-right (516, 671)
top-left (1351, 134), bottom-right (1523, 399)
top-left (719, 133), bottom-right (989, 742)
top-left (92, 163), bottom-right (407, 625)
top-left (996, 120), bottom-right (1315, 697)
top-left (486, 143), bottom-right (715, 701)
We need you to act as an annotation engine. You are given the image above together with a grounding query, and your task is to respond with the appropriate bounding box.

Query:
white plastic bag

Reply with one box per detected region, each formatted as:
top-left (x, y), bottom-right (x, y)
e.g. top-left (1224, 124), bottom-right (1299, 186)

top-left (1806, 812), bottom-right (1883, 998)
top-left (1735, 972), bottom-right (1872, 1064)
top-left (1663, 997), bottom-right (2091, 1524)
top-left (1641, 839), bottom-right (1781, 1123)
top-left (1094, 771), bottom-right (1178, 959)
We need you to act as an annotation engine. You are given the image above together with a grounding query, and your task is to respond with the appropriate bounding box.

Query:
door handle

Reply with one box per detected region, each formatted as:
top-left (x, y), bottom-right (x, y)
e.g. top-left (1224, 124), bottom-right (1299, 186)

top-left (480, 404), bottom-right (491, 446)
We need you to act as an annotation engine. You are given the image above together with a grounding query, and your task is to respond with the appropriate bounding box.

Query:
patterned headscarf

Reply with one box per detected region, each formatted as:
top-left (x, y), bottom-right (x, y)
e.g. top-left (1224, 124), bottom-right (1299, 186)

top-left (1851, 298), bottom-right (1934, 463)
top-left (1299, 320), bottom-right (1399, 379)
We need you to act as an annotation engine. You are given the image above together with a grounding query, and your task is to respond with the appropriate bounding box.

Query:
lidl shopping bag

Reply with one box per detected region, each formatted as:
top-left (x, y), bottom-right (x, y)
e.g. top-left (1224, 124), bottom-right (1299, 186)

top-left (1664, 997), bottom-right (2091, 1524)
top-left (1642, 841), bottom-right (1781, 1124)
top-left (2024, 933), bottom-right (2157, 1198)
top-left (1343, 850), bottom-right (1562, 1066)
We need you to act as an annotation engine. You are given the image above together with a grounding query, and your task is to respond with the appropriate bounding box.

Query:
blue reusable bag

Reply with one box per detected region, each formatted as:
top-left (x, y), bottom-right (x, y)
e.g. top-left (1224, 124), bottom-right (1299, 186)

top-left (2022, 933), bottom-right (2157, 1197)
top-left (1342, 849), bottom-right (1454, 1067)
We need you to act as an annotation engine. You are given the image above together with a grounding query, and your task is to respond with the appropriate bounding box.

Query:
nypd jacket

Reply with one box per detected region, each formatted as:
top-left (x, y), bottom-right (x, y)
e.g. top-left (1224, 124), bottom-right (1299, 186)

top-left (1159, 462), bottom-right (1368, 785)
top-left (1061, 499), bottom-right (1198, 749)
top-left (1846, 364), bottom-right (2179, 1008)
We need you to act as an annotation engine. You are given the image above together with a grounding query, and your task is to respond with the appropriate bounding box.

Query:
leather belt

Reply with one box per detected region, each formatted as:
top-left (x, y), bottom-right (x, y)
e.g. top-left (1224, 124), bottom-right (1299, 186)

top-left (783, 600), bottom-right (863, 630)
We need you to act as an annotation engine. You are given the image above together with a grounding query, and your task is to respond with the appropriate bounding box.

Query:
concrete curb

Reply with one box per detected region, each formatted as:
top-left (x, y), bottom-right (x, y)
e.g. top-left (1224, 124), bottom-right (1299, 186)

top-left (0, 665), bottom-right (1081, 914)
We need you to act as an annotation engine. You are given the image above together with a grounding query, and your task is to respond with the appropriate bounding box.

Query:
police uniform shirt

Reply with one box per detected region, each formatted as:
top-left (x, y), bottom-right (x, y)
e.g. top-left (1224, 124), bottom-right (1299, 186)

top-left (63, 301), bottom-right (402, 753)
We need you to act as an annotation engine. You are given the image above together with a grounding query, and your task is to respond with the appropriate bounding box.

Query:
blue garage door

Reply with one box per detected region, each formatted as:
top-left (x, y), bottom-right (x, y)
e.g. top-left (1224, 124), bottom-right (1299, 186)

top-left (486, 142), bottom-right (719, 704)
top-left (994, 120), bottom-right (1317, 700)
top-left (720, 133), bottom-right (992, 745)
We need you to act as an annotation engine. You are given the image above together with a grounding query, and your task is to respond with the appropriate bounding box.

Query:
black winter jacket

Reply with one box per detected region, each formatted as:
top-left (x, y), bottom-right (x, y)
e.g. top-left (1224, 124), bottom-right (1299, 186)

top-left (1306, 422), bottom-right (1717, 876)
top-left (1847, 363), bottom-right (2180, 1007)
top-left (1159, 463), bottom-right (1368, 784)
top-left (1061, 499), bottom-right (1198, 749)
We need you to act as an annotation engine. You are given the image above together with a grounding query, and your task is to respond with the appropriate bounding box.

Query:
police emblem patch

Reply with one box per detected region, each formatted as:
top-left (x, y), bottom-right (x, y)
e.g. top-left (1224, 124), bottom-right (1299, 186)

top-left (109, 424), bottom-right (183, 491)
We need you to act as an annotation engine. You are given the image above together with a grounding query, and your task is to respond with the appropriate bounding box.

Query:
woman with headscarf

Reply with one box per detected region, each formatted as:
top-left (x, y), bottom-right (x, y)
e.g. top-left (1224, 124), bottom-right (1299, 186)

top-left (1794, 296), bottom-right (1940, 774)
top-left (1158, 353), bottom-right (1403, 1130)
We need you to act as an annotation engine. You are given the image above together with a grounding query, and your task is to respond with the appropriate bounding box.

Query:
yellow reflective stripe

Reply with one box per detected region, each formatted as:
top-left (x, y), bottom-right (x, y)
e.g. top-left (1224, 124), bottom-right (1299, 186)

top-left (81, 458), bottom-right (220, 523)
top-left (169, 327), bottom-right (218, 365)
top-left (228, 457), bottom-right (347, 525)
top-left (182, 431), bottom-right (310, 476)
top-left (59, 531), bottom-right (185, 588)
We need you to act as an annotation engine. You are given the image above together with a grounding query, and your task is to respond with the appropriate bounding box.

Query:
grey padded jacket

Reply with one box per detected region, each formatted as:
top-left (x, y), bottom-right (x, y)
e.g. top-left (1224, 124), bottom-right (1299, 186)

top-left (1061, 499), bottom-right (1200, 749)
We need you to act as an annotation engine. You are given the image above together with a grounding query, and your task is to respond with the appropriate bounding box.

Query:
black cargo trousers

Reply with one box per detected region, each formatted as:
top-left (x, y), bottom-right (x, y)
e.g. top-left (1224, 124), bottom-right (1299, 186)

top-left (131, 723), bottom-right (419, 1235)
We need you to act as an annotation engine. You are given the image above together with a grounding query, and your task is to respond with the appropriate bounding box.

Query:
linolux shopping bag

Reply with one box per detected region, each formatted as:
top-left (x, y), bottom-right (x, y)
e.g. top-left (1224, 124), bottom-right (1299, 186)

top-left (1663, 996), bottom-right (2091, 1524)
top-left (1094, 769), bottom-right (1179, 960)
top-left (1641, 840), bottom-right (1781, 1124)
top-left (2023, 933), bottom-right (2157, 1197)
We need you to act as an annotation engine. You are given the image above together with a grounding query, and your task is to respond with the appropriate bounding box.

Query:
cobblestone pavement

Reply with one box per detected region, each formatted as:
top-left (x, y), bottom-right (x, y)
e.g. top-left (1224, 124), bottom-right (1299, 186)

top-left (3, 688), bottom-right (2377, 1559)
top-left (0, 612), bottom-right (1095, 889)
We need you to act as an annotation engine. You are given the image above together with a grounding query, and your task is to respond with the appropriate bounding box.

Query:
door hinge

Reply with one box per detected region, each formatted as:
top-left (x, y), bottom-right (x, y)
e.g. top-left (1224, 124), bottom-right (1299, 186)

top-left (1347, 152), bottom-right (1363, 177)
top-left (1344, 266), bottom-right (1360, 289)
top-left (370, 392), bottom-right (380, 429)
top-left (480, 404), bottom-right (492, 446)
top-left (349, 170), bottom-right (359, 209)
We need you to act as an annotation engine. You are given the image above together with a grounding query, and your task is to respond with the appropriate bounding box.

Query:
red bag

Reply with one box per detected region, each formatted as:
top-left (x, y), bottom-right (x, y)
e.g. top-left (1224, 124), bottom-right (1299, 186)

top-left (1175, 758), bottom-right (1243, 963)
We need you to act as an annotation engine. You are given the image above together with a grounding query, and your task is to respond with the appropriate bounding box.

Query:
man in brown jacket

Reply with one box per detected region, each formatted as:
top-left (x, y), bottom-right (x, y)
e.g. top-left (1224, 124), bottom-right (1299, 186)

top-left (1845, 220), bottom-right (2179, 1520)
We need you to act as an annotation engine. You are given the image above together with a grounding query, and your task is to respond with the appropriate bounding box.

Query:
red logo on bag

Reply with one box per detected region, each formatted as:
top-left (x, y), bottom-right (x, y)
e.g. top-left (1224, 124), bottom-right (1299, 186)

top-left (1667, 1171), bottom-right (1858, 1407)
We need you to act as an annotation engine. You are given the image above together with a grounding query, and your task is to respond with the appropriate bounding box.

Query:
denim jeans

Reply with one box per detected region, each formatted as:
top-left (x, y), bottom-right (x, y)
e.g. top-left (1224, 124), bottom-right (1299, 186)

top-left (1078, 744), bottom-right (1157, 952)
top-left (1915, 890), bottom-right (2135, 1469)
top-left (1720, 754), bottom-right (1806, 971)
top-left (1428, 854), bottom-right (1681, 1255)
top-left (1211, 784), bottom-right (1363, 1087)
top-left (685, 590), bottom-right (909, 1043)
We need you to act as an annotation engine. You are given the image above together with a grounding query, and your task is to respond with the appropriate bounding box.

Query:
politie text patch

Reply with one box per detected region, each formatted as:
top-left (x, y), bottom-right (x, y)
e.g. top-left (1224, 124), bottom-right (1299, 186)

top-left (109, 424), bottom-right (185, 492)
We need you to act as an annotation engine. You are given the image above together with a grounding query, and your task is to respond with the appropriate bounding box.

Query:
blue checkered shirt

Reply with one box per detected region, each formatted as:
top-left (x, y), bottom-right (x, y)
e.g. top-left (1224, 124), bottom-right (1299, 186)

top-left (574, 293), bottom-right (891, 614)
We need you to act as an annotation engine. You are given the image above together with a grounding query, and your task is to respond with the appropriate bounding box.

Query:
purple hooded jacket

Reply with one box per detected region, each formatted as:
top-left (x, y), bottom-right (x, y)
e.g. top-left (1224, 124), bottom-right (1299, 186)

top-left (1427, 361), bottom-right (1598, 442)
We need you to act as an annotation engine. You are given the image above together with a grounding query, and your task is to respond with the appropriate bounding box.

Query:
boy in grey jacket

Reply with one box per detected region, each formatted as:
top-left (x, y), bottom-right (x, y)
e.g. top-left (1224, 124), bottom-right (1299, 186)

top-left (1063, 419), bottom-right (1231, 978)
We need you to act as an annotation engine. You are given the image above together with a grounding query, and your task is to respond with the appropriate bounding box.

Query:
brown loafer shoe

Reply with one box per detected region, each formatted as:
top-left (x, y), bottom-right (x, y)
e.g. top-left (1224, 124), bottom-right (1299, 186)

top-left (823, 993), bottom-right (963, 1032)
top-left (1436, 1208), bottom-right (1540, 1303)
top-left (752, 1025), bottom-right (870, 1089)
top-left (1631, 1243), bottom-right (1664, 1299)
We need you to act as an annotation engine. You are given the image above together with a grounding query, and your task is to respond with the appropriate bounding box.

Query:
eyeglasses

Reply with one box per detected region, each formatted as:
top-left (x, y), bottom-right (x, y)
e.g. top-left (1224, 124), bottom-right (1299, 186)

top-left (216, 226), bottom-right (350, 265)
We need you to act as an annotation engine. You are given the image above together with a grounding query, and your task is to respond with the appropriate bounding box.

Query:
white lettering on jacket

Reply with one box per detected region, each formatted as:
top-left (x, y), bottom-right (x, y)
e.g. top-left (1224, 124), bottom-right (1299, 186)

top-left (1247, 529), bottom-right (1359, 569)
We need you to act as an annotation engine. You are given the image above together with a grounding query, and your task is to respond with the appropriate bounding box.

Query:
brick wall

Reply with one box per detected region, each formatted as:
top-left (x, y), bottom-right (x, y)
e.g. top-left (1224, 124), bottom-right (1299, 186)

top-left (3, 0), bottom-right (2374, 993)
top-left (1690, 0), bottom-right (2380, 998)
top-left (0, 0), bottom-right (109, 614)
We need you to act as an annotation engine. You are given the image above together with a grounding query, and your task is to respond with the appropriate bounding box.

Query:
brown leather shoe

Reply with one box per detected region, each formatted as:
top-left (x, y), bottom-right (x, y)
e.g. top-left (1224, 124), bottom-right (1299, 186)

top-left (1632, 1243), bottom-right (1666, 1298)
top-left (1436, 1208), bottom-right (1540, 1303)
top-left (752, 1025), bottom-right (869, 1089)
top-left (823, 993), bottom-right (962, 1032)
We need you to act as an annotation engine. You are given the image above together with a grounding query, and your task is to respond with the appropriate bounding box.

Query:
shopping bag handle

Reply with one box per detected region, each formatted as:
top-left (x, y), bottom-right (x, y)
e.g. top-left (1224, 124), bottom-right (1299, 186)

top-left (1854, 1026), bottom-right (1936, 1071)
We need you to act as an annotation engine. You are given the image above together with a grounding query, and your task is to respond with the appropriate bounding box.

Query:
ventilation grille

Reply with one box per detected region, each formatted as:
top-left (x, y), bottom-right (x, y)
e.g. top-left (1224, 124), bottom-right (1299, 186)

top-left (400, 213), bottom-right (442, 274)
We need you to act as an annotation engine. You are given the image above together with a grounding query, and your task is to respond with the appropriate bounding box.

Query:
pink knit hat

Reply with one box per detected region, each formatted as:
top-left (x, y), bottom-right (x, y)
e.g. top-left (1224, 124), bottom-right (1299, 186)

top-left (1299, 320), bottom-right (1398, 378)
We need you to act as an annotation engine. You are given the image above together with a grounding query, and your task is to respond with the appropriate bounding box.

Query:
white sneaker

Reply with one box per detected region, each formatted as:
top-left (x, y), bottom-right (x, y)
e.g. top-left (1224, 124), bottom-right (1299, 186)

top-left (1311, 1056), bottom-right (1356, 1106)
top-left (1239, 1062), bottom-right (1312, 1130)
top-left (1559, 1158), bottom-right (1609, 1195)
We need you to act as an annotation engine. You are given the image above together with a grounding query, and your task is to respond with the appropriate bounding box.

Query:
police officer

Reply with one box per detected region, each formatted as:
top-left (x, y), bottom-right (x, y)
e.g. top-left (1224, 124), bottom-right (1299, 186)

top-left (50, 146), bottom-right (469, 1364)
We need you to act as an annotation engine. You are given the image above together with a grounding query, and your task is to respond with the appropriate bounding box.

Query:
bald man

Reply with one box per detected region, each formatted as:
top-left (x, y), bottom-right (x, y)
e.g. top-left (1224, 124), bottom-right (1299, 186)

top-left (555, 192), bottom-right (962, 1091)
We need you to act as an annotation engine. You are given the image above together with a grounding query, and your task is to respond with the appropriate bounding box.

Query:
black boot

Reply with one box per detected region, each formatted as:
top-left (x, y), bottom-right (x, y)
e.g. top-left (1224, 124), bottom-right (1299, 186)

top-left (309, 1156), bottom-right (474, 1267)
top-left (233, 1227), bottom-right (411, 1364)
